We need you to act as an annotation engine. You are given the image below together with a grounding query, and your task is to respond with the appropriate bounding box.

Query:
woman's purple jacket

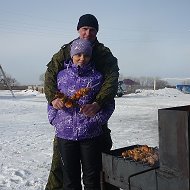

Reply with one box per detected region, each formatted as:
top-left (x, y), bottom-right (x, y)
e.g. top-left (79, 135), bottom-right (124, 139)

top-left (47, 60), bottom-right (115, 141)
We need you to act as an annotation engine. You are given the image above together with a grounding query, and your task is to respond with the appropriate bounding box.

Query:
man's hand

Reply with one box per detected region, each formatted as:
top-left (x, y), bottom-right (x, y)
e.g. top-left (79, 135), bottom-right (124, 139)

top-left (51, 98), bottom-right (64, 109)
top-left (80, 102), bottom-right (101, 117)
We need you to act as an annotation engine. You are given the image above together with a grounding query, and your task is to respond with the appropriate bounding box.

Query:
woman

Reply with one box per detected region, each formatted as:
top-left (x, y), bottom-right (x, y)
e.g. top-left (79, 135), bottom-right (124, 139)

top-left (47, 38), bottom-right (115, 190)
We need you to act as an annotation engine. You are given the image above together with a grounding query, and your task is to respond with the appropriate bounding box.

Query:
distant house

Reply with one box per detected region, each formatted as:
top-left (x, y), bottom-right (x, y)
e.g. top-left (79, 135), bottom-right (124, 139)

top-left (28, 85), bottom-right (44, 93)
top-left (123, 79), bottom-right (140, 93)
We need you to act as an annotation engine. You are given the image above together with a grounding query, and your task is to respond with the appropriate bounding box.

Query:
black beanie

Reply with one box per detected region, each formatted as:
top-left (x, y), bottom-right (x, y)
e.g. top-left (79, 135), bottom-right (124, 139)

top-left (77, 14), bottom-right (99, 32)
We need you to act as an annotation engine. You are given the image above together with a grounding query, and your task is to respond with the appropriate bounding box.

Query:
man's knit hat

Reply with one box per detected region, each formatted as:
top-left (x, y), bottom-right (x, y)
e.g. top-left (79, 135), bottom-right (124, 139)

top-left (77, 14), bottom-right (99, 32)
top-left (70, 39), bottom-right (92, 58)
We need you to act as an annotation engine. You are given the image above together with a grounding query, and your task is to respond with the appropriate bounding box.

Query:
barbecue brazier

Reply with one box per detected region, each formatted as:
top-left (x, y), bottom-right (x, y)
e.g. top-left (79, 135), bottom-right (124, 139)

top-left (101, 105), bottom-right (190, 190)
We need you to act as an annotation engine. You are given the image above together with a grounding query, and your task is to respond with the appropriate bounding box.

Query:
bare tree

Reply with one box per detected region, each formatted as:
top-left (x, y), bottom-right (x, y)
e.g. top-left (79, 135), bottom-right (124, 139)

top-left (39, 73), bottom-right (45, 85)
top-left (0, 74), bottom-right (18, 87)
top-left (126, 76), bottom-right (169, 90)
top-left (155, 79), bottom-right (169, 89)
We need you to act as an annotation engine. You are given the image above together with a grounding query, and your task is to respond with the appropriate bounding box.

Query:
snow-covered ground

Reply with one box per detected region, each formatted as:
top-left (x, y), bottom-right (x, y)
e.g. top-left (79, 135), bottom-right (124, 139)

top-left (0, 88), bottom-right (189, 190)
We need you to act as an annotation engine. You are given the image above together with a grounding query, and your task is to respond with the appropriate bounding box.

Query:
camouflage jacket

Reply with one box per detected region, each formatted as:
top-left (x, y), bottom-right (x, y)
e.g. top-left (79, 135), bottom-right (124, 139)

top-left (44, 38), bottom-right (119, 107)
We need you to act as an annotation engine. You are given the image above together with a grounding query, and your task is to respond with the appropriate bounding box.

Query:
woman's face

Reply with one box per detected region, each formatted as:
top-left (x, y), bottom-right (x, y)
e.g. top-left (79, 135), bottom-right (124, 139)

top-left (72, 53), bottom-right (91, 67)
top-left (78, 26), bottom-right (97, 42)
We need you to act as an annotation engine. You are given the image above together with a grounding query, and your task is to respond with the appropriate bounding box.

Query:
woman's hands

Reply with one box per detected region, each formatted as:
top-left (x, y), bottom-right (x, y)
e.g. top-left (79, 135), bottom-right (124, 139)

top-left (52, 98), bottom-right (100, 117)
top-left (52, 98), bottom-right (64, 110)
top-left (80, 102), bottom-right (100, 117)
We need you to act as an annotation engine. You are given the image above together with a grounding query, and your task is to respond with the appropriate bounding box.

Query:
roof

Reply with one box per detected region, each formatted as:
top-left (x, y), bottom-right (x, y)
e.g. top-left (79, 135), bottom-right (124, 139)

top-left (123, 79), bottom-right (139, 85)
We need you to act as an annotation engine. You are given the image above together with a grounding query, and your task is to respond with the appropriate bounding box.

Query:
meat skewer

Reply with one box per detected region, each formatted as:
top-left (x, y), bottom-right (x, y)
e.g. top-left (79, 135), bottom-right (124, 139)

top-left (121, 145), bottom-right (159, 166)
top-left (55, 87), bottom-right (91, 108)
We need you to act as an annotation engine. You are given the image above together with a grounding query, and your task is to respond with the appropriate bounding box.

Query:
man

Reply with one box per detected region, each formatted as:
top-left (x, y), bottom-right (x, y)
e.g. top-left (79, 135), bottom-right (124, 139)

top-left (45, 14), bottom-right (119, 190)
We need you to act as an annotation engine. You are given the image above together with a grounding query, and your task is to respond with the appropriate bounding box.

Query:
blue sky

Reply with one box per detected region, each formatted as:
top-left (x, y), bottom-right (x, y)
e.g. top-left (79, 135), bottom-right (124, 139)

top-left (0, 0), bottom-right (190, 85)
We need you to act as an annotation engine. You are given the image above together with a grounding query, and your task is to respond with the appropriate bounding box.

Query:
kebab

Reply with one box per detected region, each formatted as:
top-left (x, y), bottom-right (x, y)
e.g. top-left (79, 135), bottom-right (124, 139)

top-left (121, 145), bottom-right (159, 166)
top-left (55, 87), bottom-right (91, 108)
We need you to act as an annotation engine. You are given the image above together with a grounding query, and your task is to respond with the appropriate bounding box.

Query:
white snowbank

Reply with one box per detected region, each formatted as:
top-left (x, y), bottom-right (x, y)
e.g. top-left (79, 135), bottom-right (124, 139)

top-left (0, 88), bottom-right (189, 189)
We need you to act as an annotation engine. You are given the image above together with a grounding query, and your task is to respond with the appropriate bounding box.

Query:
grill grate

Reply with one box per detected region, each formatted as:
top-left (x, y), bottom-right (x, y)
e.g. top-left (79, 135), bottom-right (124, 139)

top-left (102, 145), bottom-right (159, 189)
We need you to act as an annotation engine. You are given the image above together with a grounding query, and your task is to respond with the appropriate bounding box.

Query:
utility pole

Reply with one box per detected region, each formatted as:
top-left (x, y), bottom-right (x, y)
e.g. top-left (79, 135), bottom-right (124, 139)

top-left (153, 78), bottom-right (156, 96)
top-left (0, 64), bottom-right (15, 97)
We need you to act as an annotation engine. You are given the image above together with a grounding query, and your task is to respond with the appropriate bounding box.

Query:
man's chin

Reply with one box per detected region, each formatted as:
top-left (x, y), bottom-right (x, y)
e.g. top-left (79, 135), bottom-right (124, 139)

top-left (83, 37), bottom-right (96, 42)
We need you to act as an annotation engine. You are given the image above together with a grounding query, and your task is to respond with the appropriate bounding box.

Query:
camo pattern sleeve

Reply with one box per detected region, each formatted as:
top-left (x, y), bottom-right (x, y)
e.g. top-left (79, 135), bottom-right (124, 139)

top-left (44, 44), bottom-right (70, 103)
top-left (92, 42), bottom-right (119, 107)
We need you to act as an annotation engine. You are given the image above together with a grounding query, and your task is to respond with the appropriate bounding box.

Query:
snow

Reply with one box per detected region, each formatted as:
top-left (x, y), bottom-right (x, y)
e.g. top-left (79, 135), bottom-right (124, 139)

top-left (0, 88), bottom-right (189, 190)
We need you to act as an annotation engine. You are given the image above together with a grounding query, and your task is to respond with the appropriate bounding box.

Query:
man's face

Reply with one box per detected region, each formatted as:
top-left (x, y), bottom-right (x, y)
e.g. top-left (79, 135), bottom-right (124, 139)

top-left (78, 26), bottom-right (97, 42)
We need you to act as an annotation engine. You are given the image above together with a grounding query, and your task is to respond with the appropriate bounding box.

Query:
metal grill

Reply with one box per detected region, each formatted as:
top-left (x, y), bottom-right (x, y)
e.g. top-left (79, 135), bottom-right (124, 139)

top-left (101, 105), bottom-right (190, 190)
top-left (102, 145), bottom-right (159, 190)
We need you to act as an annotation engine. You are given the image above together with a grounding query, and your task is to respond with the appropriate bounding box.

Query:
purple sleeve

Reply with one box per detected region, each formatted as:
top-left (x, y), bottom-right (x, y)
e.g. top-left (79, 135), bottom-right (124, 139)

top-left (47, 104), bottom-right (57, 125)
top-left (93, 100), bottom-right (115, 126)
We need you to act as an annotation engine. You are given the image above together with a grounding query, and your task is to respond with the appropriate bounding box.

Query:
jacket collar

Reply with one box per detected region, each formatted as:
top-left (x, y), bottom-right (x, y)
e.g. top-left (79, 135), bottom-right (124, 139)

top-left (64, 60), bottom-right (95, 76)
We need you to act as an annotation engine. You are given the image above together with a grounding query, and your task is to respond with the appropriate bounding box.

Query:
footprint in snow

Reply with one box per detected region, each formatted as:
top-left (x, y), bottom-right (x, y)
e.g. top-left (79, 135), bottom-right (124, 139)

top-left (14, 170), bottom-right (31, 179)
